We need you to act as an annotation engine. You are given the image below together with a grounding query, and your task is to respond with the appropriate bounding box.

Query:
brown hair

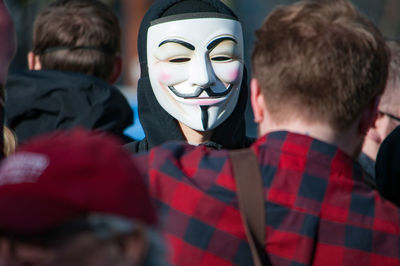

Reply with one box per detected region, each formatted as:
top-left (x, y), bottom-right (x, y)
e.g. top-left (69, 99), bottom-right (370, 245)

top-left (252, 0), bottom-right (389, 130)
top-left (32, 0), bottom-right (121, 81)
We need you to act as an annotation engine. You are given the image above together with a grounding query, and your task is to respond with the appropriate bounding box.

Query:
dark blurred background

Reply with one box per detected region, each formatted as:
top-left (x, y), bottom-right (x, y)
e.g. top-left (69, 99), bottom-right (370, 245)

top-left (5, 0), bottom-right (400, 138)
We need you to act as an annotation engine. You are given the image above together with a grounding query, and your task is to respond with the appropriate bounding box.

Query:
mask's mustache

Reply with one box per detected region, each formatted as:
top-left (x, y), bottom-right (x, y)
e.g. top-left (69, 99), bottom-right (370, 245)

top-left (168, 84), bottom-right (233, 99)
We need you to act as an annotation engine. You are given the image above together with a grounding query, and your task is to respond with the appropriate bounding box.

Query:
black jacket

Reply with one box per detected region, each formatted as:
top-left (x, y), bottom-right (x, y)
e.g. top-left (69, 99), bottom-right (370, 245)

top-left (6, 70), bottom-right (133, 143)
top-left (125, 0), bottom-right (253, 153)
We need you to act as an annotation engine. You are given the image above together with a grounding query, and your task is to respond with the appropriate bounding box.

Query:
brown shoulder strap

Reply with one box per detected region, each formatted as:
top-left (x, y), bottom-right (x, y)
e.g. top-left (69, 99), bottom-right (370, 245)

top-left (229, 149), bottom-right (269, 266)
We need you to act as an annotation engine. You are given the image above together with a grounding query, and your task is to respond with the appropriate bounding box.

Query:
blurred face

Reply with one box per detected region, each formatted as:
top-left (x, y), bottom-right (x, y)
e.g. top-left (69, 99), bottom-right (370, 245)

top-left (147, 15), bottom-right (244, 131)
top-left (0, 231), bottom-right (149, 266)
top-left (374, 110), bottom-right (400, 142)
top-left (0, 0), bottom-right (16, 85)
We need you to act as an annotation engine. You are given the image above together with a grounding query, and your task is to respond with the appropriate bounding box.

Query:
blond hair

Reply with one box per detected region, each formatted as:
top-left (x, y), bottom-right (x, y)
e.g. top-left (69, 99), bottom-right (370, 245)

top-left (3, 126), bottom-right (17, 157)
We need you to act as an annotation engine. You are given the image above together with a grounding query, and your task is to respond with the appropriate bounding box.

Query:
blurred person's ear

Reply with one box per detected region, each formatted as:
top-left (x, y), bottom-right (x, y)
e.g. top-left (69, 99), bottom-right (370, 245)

top-left (27, 51), bottom-right (42, 70)
top-left (251, 78), bottom-right (272, 137)
top-left (250, 78), bottom-right (265, 124)
top-left (365, 117), bottom-right (382, 144)
top-left (107, 56), bottom-right (122, 84)
top-left (360, 96), bottom-right (381, 137)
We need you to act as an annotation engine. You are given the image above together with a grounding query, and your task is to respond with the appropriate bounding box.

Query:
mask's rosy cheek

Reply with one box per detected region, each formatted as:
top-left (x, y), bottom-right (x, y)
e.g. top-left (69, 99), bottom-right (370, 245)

top-left (159, 71), bottom-right (171, 83)
top-left (229, 69), bottom-right (240, 81)
top-left (153, 64), bottom-right (173, 85)
top-left (153, 62), bottom-right (189, 86)
top-left (213, 61), bottom-right (243, 84)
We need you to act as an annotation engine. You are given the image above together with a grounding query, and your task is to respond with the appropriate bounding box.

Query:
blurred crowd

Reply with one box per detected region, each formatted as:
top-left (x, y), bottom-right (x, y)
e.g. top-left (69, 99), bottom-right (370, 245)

top-left (0, 0), bottom-right (400, 265)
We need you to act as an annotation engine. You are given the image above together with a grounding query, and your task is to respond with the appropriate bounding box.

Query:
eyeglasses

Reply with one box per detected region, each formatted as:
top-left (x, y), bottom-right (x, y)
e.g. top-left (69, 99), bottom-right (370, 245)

top-left (379, 111), bottom-right (400, 123)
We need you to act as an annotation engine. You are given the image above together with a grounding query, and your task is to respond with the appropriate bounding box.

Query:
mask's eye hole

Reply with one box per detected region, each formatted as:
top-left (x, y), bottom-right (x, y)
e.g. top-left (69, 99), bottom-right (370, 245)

top-left (211, 56), bottom-right (232, 62)
top-left (169, 57), bottom-right (191, 63)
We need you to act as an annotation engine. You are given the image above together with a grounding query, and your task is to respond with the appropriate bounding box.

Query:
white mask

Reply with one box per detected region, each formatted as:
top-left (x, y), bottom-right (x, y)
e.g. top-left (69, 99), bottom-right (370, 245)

top-left (147, 15), bottom-right (244, 131)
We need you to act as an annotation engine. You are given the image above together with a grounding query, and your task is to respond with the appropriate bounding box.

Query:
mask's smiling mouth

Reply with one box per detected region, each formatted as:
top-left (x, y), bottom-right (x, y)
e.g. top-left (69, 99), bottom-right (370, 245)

top-left (184, 98), bottom-right (226, 106)
top-left (168, 84), bottom-right (233, 98)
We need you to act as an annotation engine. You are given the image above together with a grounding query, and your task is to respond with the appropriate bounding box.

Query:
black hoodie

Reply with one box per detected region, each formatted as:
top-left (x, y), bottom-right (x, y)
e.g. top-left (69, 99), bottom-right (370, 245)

top-left (375, 125), bottom-right (400, 206)
top-left (125, 0), bottom-right (253, 153)
top-left (5, 70), bottom-right (133, 143)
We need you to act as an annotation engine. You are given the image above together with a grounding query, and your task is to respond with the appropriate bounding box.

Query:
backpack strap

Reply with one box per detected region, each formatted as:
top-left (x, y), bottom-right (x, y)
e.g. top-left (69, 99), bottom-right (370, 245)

top-left (229, 148), bottom-right (270, 266)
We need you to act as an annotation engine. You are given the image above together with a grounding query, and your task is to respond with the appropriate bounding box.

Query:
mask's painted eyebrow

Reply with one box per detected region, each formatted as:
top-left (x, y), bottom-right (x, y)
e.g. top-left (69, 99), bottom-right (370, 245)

top-left (158, 39), bottom-right (195, 50)
top-left (207, 37), bottom-right (237, 50)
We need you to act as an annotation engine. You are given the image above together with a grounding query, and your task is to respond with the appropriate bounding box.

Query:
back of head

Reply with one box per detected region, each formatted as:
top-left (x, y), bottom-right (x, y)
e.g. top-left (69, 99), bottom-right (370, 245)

top-left (252, 0), bottom-right (389, 131)
top-left (32, 0), bottom-right (120, 80)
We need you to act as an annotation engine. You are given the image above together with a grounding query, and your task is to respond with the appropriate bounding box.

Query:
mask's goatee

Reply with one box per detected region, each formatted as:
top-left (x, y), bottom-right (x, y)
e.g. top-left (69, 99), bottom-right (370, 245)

top-left (201, 106), bottom-right (209, 130)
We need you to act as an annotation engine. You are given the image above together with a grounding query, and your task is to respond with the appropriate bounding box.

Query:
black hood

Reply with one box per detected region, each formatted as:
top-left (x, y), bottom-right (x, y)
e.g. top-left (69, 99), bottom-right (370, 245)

top-left (128, 0), bottom-right (251, 153)
top-left (375, 125), bottom-right (400, 206)
top-left (5, 70), bottom-right (133, 143)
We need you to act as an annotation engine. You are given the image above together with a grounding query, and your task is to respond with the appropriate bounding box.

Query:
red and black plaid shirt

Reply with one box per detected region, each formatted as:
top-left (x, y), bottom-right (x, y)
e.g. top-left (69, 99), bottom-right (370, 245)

top-left (135, 131), bottom-right (400, 265)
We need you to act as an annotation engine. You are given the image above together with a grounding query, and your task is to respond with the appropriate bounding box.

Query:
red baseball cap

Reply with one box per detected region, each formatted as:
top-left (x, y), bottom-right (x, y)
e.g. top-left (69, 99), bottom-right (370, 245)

top-left (0, 128), bottom-right (156, 234)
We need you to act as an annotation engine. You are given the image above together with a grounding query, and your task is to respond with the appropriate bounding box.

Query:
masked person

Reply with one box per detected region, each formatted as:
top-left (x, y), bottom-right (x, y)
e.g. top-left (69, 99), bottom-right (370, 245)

top-left (125, 0), bottom-right (253, 153)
